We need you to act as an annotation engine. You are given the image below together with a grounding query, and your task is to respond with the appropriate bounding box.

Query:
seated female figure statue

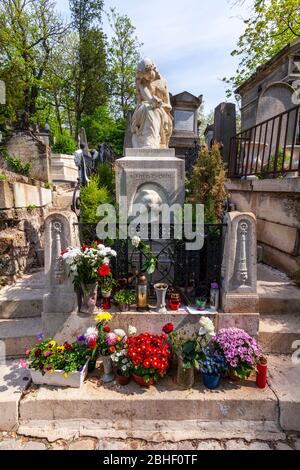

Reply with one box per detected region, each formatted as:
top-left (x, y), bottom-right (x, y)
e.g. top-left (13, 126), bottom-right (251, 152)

top-left (131, 58), bottom-right (173, 149)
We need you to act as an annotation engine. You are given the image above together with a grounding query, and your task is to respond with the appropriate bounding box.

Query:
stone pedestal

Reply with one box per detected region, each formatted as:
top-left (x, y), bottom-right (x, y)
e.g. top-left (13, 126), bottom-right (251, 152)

top-left (115, 148), bottom-right (185, 220)
top-left (220, 211), bottom-right (259, 335)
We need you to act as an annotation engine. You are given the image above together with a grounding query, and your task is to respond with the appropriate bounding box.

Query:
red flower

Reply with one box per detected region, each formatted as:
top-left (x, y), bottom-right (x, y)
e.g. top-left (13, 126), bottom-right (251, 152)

top-left (109, 346), bottom-right (116, 353)
top-left (81, 244), bottom-right (92, 251)
top-left (98, 265), bottom-right (111, 277)
top-left (87, 338), bottom-right (97, 350)
top-left (162, 323), bottom-right (174, 334)
top-left (63, 342), bottom-right (73, 352)
top-left (103, 325), bottom-right (111, 333)
top-left (34, 349), bottom-right (42, 357)
top-left (60, 249), bottom-right (68, 256)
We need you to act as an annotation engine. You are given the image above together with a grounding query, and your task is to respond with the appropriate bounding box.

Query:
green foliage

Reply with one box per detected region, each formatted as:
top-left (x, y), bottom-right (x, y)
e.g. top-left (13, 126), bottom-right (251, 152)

top-left (27, 204), bottom-right (38, 211)
top-left (107, 8), bottom-right (143, 118)
top-left (27, 338), bottom-right (90, 374)
top-left (224, 0), bottom-right (300, 95)
top-left (1, 148), bottom-right (31, 177)
top-left (44, 181), bottom-right (53, 189)
top-left (80, 106), bottom-right (125, 156)
top-left (189, 144), bottom-right (227, 223)
top-left (114, 289), bottom-right (135, 306)
top-left (52, 132), bottom-right (77, 155)
top-left (293, 267), bottom-right (300, 279)
top-left (257, 148), bottom-right (289, 179)
top-left (80, 175), bottom-right (111, 223)
top-left (0, 174), bottom-right (7, 181)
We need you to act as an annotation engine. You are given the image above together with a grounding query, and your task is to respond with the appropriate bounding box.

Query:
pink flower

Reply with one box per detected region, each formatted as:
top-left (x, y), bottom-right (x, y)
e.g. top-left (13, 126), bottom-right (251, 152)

top-left (19, 359), bottom-right (27, 369)
top-left (106, 332), bottom-right (117, 346)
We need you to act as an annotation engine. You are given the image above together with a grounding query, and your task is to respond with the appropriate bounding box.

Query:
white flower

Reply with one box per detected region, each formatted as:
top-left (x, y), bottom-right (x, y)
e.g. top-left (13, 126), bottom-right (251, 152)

top-left (85, 327), bottom-right (99, 341)
top-left (122, 365), bottom-right (127, 371)
top-left (131, 236), bottom-right (141, 248)
top-left (110, 249), bottom-right (117, 257)
top-left (128, 325), bottom-right (137, 337)
top-left (199, 317), bottom-right (215, 337)
top-left (114, 329), bottom-right (127, 340)
top-left (103, 257), bottom-right (110, 265)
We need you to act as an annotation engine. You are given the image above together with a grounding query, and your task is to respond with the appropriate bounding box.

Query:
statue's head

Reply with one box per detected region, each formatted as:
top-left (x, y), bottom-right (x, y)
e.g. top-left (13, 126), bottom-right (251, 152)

top-left (137, 58), bottom-right (160, 81)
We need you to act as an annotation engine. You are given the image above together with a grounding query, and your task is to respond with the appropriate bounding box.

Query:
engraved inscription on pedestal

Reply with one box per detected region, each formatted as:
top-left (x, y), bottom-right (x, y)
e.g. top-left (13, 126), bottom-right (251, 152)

top-left (174, 110), bottom-right (195, 132)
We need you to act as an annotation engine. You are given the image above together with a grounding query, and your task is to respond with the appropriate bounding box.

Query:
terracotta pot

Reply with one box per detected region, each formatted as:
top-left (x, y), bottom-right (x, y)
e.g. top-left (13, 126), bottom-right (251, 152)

top-left (116, 374), bottom-right (130, 386)
top-left (227, 369), bottom-right (241, 382)
top-left (132, 373), bottom-right (155, 387)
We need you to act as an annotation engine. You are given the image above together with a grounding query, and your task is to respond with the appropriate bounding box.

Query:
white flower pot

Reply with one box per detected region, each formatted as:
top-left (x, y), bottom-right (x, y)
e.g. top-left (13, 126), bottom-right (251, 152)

top-left (29, 361), bottom-right (89, 388)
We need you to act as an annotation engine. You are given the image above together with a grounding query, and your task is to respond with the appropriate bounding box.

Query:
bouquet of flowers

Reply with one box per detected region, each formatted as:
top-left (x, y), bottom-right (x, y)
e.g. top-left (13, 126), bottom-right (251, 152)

top-left (211, 328), bottom-right (263, 380)
top-left (61, 241), bottom-right (117, 289)
top-left (127, 332), bottom-right (170, 384)
top-left (20, 334), bottom-right (90, 377)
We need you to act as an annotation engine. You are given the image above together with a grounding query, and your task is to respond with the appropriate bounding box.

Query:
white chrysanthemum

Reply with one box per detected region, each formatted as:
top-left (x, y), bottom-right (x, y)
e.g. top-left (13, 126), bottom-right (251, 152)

top-left (85, 326), bottom-right (99, 341)
top-left (128, 325), bottom-right (137, 337)
top-left (113, 329), bottom-right (127, 339)
top-left (103, 257), bottom-right (110, 265)
top-left (110, 249), bottom-right (117, 257)
top-left (131, 236), bottom-right (141, 248)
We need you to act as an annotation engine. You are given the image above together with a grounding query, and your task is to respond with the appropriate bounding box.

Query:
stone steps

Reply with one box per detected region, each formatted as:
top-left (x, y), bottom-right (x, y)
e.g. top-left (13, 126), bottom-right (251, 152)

top-left (257, 264), bottom-right (300, 315)
top-left (0, 317), bottom-right (43, 358)
top-left (0, 271), bottom-right (45, 319)
top-left (259, 313), bottom-right (300, 354)
top-left (18, 373), bottom-right (285, 442)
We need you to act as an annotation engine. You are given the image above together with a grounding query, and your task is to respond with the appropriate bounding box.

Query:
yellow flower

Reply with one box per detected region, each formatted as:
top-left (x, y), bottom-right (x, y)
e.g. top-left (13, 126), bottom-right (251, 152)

top-left (116, 336), bottom-right (122, 343)
top-left (57, 345), bottom-right (65, 353)
top-left (49, 369), bottom-right (54, 374)
top-left (48, 340), bottom-right (57, 349)
top-left (63, 372), bottom-right (68, 378)
top-left (95, 312), bottom-right (112, 323)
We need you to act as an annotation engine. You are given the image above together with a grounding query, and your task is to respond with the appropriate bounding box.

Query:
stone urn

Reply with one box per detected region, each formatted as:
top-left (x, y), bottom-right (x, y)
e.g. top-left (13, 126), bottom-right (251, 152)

top-left (80, 283), bottom-right (98, 315)
top-left (101, 356), bottom-right (115, 383)
top-left (154, 283), bottom-right (168, 314)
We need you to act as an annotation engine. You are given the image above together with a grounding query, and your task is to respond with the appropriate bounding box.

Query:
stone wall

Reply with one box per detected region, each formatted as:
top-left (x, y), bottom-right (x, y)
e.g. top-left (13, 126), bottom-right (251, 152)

top-left (0, 172), bottom-right (53, 285)
top-left (226, 178), bottom-right (300, 275)
top-left (3, 130), bottom-right (51, 182)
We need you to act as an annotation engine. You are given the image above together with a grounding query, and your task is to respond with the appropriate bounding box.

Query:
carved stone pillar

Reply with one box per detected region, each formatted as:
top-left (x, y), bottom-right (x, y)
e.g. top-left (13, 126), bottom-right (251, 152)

top-left (218, 211), bottom-right (259, 336)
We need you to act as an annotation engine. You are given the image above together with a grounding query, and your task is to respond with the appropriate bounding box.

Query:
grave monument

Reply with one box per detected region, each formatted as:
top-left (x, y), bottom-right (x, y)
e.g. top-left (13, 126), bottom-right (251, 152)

top-left (115, 58), bottom-right (185, 221)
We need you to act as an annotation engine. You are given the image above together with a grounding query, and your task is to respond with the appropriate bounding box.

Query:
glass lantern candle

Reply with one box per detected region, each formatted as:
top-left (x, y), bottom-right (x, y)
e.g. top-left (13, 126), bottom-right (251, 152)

top-left (136, 274), bottom-right (148, 311)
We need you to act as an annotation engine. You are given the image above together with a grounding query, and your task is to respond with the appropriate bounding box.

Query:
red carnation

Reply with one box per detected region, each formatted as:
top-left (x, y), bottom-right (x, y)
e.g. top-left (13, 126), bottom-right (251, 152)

top-left (98, 265), bottom-right (111, 277)
top-left (103, 325), bottom-right (111, 333)
top-left (162, 323), bottom-right (174, 334)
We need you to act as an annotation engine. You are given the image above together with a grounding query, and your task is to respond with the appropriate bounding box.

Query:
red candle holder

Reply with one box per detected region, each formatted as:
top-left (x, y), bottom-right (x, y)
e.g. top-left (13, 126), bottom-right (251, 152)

top-left (256, 357), bottom-right (267, 389)
top-left (168, 300), bottom-right (181, 311)
top-left (101, 297), bottom-right (111, 310)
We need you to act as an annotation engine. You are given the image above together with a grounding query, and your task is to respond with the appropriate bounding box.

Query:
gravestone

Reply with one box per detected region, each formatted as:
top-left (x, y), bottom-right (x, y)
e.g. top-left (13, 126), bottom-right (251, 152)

top-left (42, 211), bottom-right (79, 337)
top-left (214, 102), bottom-right (236, 164)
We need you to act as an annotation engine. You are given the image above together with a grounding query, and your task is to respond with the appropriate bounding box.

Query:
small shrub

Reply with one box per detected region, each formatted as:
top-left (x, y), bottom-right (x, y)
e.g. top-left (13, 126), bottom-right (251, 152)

top-left (52, 133), bottom-right (77, 155)
top-left (80, 176), bottom-right (111, 223)
top-left (1, 148), bottom-right (31, 177)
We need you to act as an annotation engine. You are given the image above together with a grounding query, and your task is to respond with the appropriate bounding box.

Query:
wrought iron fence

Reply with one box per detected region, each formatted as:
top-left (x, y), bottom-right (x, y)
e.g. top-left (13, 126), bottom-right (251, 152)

top-left (228, 104), bottom-right (300, 179)
top-left (74, 222), bottom-right (225, 301)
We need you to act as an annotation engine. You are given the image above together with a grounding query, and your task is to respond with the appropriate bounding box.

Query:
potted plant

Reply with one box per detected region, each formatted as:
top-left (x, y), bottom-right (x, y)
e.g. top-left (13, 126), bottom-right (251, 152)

top-left (114, 289), bottom-right (135, 312)
top-left (20, 335), bottom-right (91, 388)
top-left (126, 332), bottom-right (170, 387)
top-left (196, 297), bottom-right (207, 311)
top-left (111, 349), bottom-right (132, 385)
top-left (93, 312), bottom-right (117, 382)
top-left (200, 346), bottom-right (228, 390)
top-left (61, 241), bottom-right (117, 315)
top-left (211, 328), bottom-right (263, 381)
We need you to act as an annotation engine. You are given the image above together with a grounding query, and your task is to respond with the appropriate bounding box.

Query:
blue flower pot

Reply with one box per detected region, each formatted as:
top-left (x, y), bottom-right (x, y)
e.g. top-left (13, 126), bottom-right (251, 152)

top-left (202, 372), bottom-right (221, 390)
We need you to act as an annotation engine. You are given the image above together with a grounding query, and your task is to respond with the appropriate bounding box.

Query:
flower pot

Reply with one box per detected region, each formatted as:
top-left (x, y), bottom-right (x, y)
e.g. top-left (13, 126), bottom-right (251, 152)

top-left (202, 372), bottom-right (221, 390)
top-left (30, 361), bottom-right (89, 388)
top-left (80, 283), bottom-right (98, 315)
top-left (101, 356), bottom-right (114, 383)
top-left (119, 303), bottom-right (130, 312)
top-left (116, 374), bottom-right (130, 386)
top-left (132, 373), bottom-right (155, 387)
top-left (176, 357), bottom-right (194, 389)
top-left (227, 369), bottom-right (241, 382)
top-left (154, 283), bottom-right (168, 314)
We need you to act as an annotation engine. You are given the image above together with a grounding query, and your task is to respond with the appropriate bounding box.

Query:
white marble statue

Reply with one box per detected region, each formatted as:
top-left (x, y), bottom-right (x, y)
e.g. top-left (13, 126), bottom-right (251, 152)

top-left (131, 58), bottom-right (173, 149)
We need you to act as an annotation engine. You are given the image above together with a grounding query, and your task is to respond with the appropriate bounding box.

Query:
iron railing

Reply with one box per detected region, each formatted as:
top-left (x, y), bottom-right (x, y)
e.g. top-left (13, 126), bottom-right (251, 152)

top-left (74, 222), bottom-right (225, 301)
top-left (228, 104), bottom-right (300, 178)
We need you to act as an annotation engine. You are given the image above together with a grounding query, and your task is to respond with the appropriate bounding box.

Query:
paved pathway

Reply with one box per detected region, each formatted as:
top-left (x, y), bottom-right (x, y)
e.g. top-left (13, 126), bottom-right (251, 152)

top-left (0, 431), bottom-right (299, 450)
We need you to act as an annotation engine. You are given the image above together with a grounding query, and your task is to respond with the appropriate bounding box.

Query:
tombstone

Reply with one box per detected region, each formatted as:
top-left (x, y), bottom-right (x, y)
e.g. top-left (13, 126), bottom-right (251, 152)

top-left (42, 211), bottom-right (80, 337)
top-left (214, 102), bottom-right (236, 164)
top-left (218, 211), bottom-right (259, 336)
top-left (170, 92), bottom-right (202, 157)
